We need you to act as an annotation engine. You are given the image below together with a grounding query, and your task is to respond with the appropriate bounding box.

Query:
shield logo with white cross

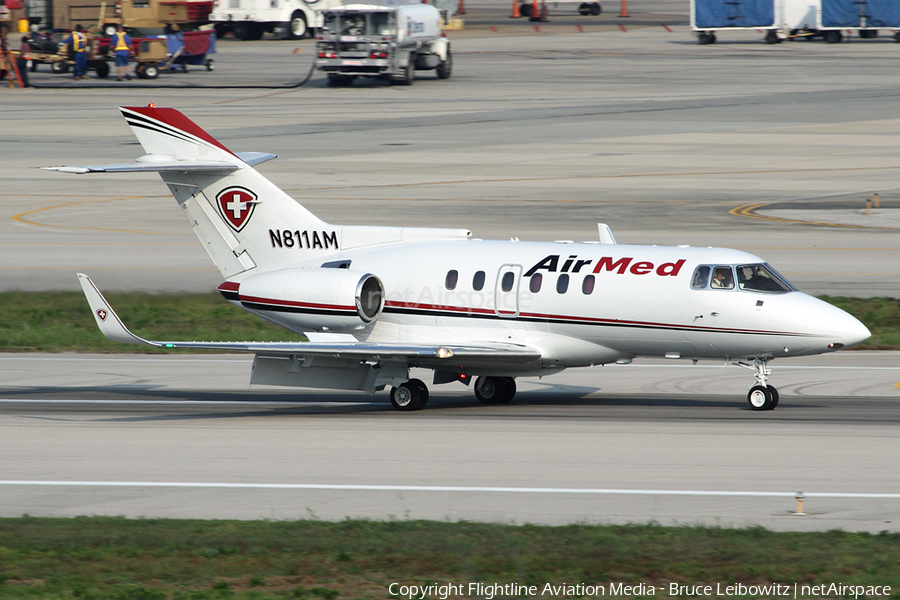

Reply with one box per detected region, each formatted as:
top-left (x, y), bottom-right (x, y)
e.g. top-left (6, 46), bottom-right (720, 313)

top-left (216, 187), bottom-right (258, 232)
top-left (96, 309), bottom-right (108, 322)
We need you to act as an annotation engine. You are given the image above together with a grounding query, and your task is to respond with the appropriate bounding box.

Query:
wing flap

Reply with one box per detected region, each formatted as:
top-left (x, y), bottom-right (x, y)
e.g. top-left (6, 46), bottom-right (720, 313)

top-left (77, 274), bottom-right (541, 364)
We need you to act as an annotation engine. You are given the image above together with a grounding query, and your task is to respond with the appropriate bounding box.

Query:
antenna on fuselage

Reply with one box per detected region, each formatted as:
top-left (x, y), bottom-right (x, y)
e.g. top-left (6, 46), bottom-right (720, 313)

top-left (598, 223), bottom-right (617, 245)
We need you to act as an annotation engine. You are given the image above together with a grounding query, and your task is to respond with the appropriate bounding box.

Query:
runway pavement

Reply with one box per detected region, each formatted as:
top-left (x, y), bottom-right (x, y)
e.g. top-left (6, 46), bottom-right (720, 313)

top-left (1, 352), bottom-right (899, 531)
top-left (2, 4), bottom-right (900, 530)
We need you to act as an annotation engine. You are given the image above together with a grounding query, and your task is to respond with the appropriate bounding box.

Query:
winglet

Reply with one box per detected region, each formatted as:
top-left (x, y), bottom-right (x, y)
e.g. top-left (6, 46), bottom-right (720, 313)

top-left (76, 273), bottom-right (160, 347)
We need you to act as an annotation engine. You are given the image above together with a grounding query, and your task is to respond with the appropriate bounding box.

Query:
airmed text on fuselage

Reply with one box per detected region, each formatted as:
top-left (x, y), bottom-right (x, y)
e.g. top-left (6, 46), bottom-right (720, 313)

top-left (525, 254), bottom-right (686, 277)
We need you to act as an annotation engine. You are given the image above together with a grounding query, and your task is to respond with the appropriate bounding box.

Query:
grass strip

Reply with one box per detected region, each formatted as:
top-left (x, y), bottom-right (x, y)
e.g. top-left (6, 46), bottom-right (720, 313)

top-left (0, 292), bottom-right (898, 352)
top-left (0, 291), bottom-right (304, 353)
top-left (0, 518), bottom-right (899, 600)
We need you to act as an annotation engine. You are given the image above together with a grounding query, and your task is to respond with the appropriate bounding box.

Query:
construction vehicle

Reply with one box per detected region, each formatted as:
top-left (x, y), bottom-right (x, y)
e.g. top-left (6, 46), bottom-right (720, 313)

top-left (98, 0), bottom-right (213, 37)
top-left (315, 2), bottom-right (451, 86)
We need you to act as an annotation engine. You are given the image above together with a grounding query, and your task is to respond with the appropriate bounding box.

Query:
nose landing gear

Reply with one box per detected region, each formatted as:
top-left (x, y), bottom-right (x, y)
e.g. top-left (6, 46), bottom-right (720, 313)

top-left (740, 358), bottom-right (779, 411)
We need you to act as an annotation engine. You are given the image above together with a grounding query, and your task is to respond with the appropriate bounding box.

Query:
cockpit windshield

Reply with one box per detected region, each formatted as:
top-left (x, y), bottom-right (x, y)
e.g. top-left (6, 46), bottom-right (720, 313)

top-left (736, 263), bottom-right (794, 293)
top-left (691, 263), bottom-right (794, 293)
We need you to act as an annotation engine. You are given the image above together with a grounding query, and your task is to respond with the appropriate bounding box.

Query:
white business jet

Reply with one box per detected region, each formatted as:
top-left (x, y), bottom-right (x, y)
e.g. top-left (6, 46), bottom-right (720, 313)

top-left (47, 106), bottom-right (870, 411)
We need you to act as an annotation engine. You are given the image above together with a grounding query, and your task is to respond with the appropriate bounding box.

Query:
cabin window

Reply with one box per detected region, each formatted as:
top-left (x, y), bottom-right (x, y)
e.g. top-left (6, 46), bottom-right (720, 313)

top-left (556, 274), bottom-right (569, 294)
top-left (737, 264), bottom-right (793, 293)
top-left (582, 274), bottom-right (595, 295)
top-left (691, 266), bottom-right (710, 289)
top-left (529, 273), bottom-right (542, 293)
top-left (501, 272), bottom-right (515, 292)
top-left (710, 266), bottom-right (734, 290)
top-left (445, 270), bottom-right (458, 290)
top-left (473, 270), bottom-right (485, 291)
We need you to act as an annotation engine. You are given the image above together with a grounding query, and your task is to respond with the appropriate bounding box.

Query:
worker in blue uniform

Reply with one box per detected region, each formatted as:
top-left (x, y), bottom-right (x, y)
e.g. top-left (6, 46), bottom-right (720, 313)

top-left (64, 24), bottom-right (89, 79)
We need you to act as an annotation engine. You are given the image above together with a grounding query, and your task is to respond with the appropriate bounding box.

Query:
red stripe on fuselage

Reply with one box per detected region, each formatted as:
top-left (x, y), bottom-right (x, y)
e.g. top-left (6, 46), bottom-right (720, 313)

top-left (384, 301), bottom-right (806, 337)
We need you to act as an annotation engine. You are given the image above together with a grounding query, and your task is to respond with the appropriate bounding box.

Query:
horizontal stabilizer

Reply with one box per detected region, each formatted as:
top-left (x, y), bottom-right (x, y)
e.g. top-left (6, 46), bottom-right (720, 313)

top-left (77, 274), bottom-right (541, 364)
top-left (43, 159), bottom-right (239, 175)
top-left (236, 152), bottom-right (277, 166)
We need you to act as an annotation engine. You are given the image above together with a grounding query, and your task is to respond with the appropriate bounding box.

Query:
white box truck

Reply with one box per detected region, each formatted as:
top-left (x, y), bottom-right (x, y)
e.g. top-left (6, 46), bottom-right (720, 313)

top-left (315, 2), bottom-right (451, 86)
top-left (209, 0), bottom-right (340, 39)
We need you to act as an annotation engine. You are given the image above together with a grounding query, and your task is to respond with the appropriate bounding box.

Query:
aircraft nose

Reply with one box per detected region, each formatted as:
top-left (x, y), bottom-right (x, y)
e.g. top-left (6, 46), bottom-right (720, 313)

top-left (804, 298), bottom-right (870, 350)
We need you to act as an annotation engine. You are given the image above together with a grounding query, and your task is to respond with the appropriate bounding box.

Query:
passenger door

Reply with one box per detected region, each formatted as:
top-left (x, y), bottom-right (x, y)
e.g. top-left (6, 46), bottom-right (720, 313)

top-left (494, 264), bottom-right (522, 317)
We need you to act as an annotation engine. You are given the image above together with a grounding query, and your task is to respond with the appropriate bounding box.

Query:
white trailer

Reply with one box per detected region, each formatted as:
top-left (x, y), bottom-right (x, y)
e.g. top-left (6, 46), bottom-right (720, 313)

top-left (315, 3), bottom-right (451, 86)
top-left (692, 0), bottom-right (900, 44)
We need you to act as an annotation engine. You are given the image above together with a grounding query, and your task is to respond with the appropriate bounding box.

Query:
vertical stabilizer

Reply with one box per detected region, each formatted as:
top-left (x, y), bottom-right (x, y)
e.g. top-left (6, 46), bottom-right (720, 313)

top-left (119, 106), bottom-right (336, 278)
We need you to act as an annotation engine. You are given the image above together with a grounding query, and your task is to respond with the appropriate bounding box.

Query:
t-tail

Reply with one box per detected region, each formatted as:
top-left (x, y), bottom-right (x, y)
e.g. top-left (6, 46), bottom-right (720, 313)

top-left (121, 105), bottom-right (334, 278)
top-left (44, 105), bottom-right (471, 280)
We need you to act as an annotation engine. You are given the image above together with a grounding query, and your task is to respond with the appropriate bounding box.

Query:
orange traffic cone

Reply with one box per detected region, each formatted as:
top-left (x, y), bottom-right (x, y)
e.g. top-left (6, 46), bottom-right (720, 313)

top-left (457, 0), bottom-right (466, 14)
top-left (529, 0), bottom-right (539, 21)
top-left (511, 0), bottom-right (520, 17)
top-left (619, 0), bottom-right (630, 17)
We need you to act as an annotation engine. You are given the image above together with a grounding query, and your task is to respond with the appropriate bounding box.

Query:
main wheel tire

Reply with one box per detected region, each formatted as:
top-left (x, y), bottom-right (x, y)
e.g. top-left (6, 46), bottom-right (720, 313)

top-left (436, 49), bottom-right (452, 79)
top-left (765, 30), bottom-right (780, 44)
top-left (747, 385), bottom-right (774, 411)
top-left (95, 61), bottom-right (110, 78)
top-left (288, 11), bottom-right (308, 39)
top-left (825, 30), bottom-right (842, 43)
top-left (51, 60), bottom-right (69, 74)
top-left (590, 2), bottom-right (601, 15)
top-left (474, 376), bottom-right (515, 404)
top-left (578, 3), bottom-right (591, 15)
top-left (390, 378), bottom-right (428, 411)
top-left (102, 23), bottom-right (118, 37)
top-left (499, 377), bottom-right (516, 403)
top-left (206, 58), bottom-right (215, 71)
top-left (520, 3), bottom-right (532, 17)
top-left (144, 64), bottom-right (159, 79)
top-left (698, 32), bottom-right (714, 45)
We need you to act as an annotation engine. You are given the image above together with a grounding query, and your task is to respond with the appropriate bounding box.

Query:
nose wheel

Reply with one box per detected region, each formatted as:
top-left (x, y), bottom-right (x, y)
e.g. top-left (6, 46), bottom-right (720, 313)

top-left (742, 358), bottom-right (779, 411)
top-left (747, 385), bottom-right (779, 411)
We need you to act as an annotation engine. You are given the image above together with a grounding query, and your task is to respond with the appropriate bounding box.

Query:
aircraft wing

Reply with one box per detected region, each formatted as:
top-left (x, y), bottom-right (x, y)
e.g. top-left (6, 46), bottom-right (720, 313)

top-left (77, 274), bottom-right (541, 364)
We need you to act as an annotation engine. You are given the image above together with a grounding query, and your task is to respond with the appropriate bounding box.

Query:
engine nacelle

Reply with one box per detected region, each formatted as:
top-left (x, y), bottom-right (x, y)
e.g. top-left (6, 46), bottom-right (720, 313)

top-left (222, 268), bottom-right (385, 332)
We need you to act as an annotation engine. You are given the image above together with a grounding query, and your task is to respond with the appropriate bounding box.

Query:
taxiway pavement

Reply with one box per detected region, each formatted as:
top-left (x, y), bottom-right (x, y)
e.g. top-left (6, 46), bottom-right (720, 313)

top-left (1, 353), bottom-right (899, 531)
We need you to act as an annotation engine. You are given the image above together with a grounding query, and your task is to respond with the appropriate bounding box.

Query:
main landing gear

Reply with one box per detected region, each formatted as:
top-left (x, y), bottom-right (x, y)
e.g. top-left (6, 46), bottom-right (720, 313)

top-left (474, 376), bottom-right (517, 405)
top-left (390, 378), bottom-right (429, 411)
top-left (742, 358), bottom-right (779, 411)
top-left (389, 376), bottom-right (518, 411)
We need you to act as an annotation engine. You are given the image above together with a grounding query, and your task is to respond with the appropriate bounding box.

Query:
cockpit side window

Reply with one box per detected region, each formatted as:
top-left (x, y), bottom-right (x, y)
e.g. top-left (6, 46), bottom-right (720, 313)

top-left (737, 264), bottom-right (793, 293)
top-left (710, 266), bottom-right (734, 290)
top-left (691, 266), bottom-right (710, 289)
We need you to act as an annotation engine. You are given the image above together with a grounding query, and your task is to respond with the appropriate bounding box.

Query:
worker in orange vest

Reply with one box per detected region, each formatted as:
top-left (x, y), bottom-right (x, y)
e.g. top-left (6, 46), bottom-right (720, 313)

top-left (64, 24), bottom-right (89, 79)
